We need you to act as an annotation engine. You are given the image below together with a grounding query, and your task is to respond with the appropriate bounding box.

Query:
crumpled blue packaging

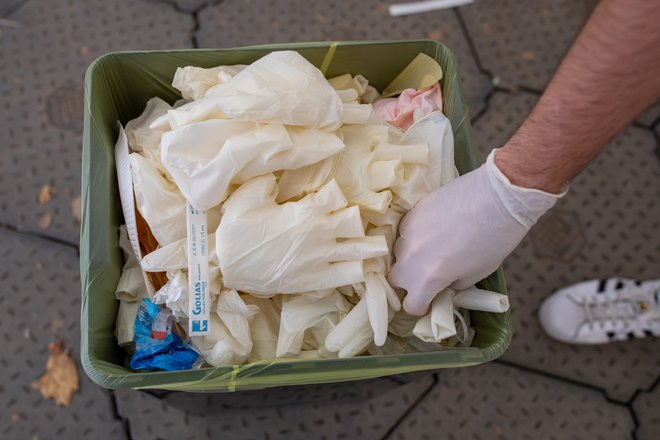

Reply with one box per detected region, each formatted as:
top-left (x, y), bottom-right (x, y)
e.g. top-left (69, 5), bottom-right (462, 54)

top-left (130, 299), bottom-right (200, 371)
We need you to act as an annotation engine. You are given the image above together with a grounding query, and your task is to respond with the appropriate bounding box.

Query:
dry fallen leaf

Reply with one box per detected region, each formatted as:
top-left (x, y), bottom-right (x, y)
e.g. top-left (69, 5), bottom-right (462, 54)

top-left (521, 49), bottom-right (536, 61)
top-left (10, 412), bottom-right (20, 422)
top-left (481, 22), bottom-right (494, 37)
top-left (38, 184), bottom-right (54, 205)
top-left (38, 212), bottom-right (53, 229)
top-left (52, 319), bottom-right (65, 333)
top-left (378, 2), bottom-right (389, 14)
top-left (71, 195), bottom-right (82, 223)
top-left (32, 342), bottom-right (79, 407)
top-left (427, 30), bottom-right (444, 41)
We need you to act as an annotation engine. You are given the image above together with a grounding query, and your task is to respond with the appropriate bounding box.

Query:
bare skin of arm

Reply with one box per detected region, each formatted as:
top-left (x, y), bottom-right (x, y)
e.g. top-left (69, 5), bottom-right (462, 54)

top-left (496, 0), bottom-right (660, 194)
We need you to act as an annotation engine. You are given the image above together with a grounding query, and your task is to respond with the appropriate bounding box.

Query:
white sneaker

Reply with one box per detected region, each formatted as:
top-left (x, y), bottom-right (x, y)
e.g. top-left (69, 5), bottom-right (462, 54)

top-left (538, 277), bottom-right (660, 344)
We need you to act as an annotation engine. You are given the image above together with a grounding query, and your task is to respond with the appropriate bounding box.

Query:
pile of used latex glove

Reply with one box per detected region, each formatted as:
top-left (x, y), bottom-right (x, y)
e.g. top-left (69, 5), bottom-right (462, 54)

top-left (114, 51), bottom-right (509, 370)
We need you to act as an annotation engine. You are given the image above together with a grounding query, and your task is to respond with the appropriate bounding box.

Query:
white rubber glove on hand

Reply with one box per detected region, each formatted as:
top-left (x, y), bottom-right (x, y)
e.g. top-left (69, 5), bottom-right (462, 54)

top-left (389, 149), bottom-right (565, 316)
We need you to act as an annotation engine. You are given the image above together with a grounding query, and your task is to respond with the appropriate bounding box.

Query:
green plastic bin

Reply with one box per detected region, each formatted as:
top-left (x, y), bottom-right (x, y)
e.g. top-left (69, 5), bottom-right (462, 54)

top-left (81, 40), bottom-right (512, 392)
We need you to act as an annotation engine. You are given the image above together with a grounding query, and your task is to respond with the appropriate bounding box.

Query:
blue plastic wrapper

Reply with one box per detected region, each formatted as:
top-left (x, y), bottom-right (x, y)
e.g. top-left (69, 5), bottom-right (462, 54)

top-left (130, 299), bottom-right (200, 371)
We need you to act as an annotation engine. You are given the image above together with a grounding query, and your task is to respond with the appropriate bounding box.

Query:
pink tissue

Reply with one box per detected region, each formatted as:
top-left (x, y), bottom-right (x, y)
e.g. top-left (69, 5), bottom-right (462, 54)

top-left (373, 83), bottom-right (443, 131)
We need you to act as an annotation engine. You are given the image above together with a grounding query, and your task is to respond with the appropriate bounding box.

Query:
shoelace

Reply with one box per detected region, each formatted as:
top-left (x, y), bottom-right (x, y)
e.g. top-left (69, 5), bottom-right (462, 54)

top-left (583, 288), bottom-right (660, 332)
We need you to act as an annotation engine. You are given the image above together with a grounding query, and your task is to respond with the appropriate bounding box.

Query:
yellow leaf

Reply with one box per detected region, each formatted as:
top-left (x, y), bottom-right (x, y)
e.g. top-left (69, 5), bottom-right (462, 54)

top-left (38, 212), bottom-right (52, 230)
top-left (38, 184), bottom-right (54, 205)
top-left (71, 195), bottom-right (82, 223)
top-left (32, 342), bottom-right (79, 407)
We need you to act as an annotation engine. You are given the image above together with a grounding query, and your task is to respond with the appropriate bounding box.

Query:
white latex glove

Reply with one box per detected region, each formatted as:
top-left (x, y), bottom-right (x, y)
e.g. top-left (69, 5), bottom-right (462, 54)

top-left (362, 225), bottom-right (401, 346)
top-left (276, 291), bottom-right (350, 357)
top-left (389, 149), bottom-right (564, 316)
top-left (172, 65), bottom-right (246, 100)
top-left (115, 226), bottom-right (148, 302)
top-left (391, 111), bottom-right (457, 211)
top-left (412, 288), bottom-right (456, 342)
top-left (129, 152), bottom-right (187, 245)
top-left (160, 120), bottom-right (344, 211)
top-left (243, 296), bottom-right (281, 363)
top-left (276, 154), bottom-right (339, 203)
top-left (216, 289), bottom-right (259, 359)
top-left (114, 226), bottom-right (147, 345)
top-left (453, 286), bottom-right (509, 313)
top-left (165, 51), bottom-right (344, 130)
top-left (191, 290), bottom-right (259, 367)
top-left (216, 174), bottom-right (389, 295)
top-left (327, 73), bottom-right (380, 104)
top-left (324, 297), bottom-right (374, 358)
top-left (115, 300), bottom-right (140, 346)
top-left (336, 125), bottom-right (428, 213)
top-left (125, 97), bottom-right (171, 167)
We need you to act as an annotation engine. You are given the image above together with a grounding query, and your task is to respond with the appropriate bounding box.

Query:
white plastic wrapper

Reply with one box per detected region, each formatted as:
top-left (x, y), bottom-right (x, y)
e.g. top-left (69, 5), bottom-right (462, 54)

top-left (153, 270), bottom-right (189, 320)
top-left (216, 174), bottom-right (389, 295)
top-left (161, 120), bottom-right (345, 211)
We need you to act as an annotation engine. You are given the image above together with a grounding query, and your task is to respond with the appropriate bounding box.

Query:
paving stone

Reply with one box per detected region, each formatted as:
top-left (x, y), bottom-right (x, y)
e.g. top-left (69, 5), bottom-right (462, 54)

top-left (473, 92), bottom-right (660, 401)
top-left (0, 0), bottom-right (23, 16)
top-left (0, 228), bottom-right (126, 440)
top-left (196, 0), bottom-right (491, 118)
top-left (155, 0), bottom-right (212, 13)
top-left (0, 0), bottom-right (194, 245)
top-left (460, 0), bottom-right (595, 91)
top-left (389, 362), bottom-right (634, 440)
top-left (636, 100), bottom-right (660, 127)
top-left (116, 373), bottom-right (434, 440)
top-left (633, 380), bottom-right (660, 440)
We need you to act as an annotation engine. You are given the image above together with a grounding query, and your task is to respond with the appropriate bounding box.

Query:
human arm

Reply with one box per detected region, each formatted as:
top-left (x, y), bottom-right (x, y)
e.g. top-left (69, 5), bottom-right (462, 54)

top-left (497, 0), bottom-right (660, 193)
top-left (389, 0), bottom-right (660, 315)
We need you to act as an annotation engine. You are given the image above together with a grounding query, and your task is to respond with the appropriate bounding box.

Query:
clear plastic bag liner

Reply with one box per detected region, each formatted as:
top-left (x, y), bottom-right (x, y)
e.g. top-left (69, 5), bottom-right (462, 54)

top-left (81, 40), bottom-right (510, 391)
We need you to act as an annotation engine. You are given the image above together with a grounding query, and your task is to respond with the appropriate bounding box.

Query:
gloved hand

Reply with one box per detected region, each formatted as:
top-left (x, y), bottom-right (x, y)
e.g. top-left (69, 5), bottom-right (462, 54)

top-left (388, 149), bottom-right (565, 316)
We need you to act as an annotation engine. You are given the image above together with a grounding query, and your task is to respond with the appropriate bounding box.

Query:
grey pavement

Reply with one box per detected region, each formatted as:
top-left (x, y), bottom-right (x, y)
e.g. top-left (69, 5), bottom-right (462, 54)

top-left (0, 0), bottom-right (658, 439)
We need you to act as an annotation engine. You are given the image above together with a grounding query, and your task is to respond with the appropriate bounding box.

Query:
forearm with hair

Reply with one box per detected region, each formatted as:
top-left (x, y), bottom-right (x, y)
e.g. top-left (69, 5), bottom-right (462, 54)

top-left (496, 0), bottom-right (660, 193)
